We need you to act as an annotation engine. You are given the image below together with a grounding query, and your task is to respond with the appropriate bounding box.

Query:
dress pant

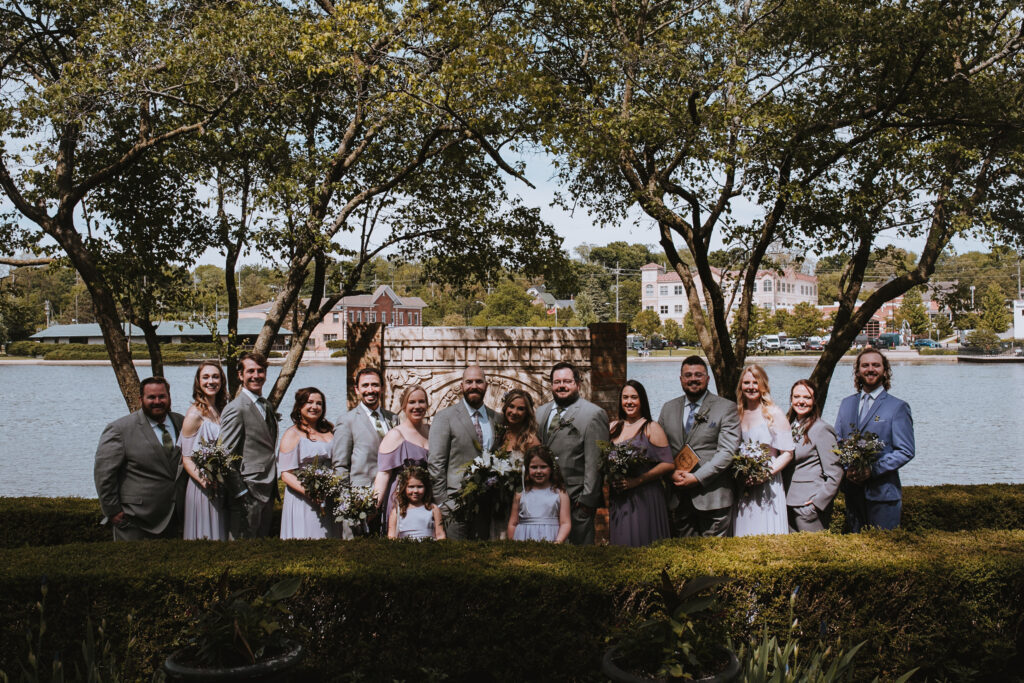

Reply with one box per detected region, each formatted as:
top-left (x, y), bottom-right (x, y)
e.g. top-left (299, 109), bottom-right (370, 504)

top-left (788, 503), bottom-right (832, 532)
top-left (844, 491), bottom-right (901, 532)
top-left (569, 503), bottom-right (595, 545)
top-left (112, 516), bottom-right (179, 541)
top-left (671, 495), bottom-right (731, 537)
top-left (228, 493), bottom-right (274, 539)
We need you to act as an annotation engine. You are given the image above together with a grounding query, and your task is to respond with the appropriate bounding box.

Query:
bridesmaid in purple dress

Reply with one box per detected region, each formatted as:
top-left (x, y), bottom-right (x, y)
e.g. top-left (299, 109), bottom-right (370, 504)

top-left (179, 361), bottom-right (230, 540)
top-left (279, 387), bottom-right (338, 539)
top-left (373, 385), bottom-right (431, 528)
top-left (608, 380), bottom-right (675, 547)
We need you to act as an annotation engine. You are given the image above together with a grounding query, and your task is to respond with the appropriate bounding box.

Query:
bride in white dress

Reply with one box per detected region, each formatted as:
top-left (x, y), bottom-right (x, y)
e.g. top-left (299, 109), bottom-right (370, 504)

top-left (733, 365), bottom-right (794, 537)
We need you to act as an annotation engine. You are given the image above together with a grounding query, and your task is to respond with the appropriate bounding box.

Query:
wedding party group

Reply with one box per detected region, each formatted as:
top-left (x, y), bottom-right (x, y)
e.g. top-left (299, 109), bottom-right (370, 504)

top-left (93, 347), bottom-right (915, 545)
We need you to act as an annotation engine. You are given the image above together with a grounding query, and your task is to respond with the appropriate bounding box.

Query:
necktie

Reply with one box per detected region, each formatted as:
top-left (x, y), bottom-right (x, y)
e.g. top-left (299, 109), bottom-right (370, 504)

top-left (552, 405), bottom-right (565, 429)
top-left (859, 394), bottom-right (872, 421)
top-left (258, 397), bottom-right (276, 436)
top-left (472, 410), bottom-right (484, 445)
top-left (685, 402), bottom-right (698, 432)
top-left (373, 411), bottom-right (386, 438)
top-left (157, 422), bottom-right (174, 456)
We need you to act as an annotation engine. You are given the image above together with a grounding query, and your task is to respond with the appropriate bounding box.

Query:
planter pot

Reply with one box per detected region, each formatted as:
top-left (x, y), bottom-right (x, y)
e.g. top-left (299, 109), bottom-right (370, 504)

top-left (601, 644), bottom-right (740, 683)
top-left (163, 641), bottom-right (303, 682)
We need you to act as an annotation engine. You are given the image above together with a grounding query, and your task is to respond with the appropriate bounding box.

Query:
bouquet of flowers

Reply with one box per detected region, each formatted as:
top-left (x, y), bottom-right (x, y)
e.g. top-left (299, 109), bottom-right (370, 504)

top-left (332, 483), bottom-right (378, 535)
top-left (190, 440), bottom-right (245, 499)
top-left (833, 428), bottom-right (885, 476)
top-left (293, 459), bottom-right (340, 517)
top-left (598, 440), bottom-right (650, 483)
top-left (730, 439), bottom-right (773, 487)
top-left (453, 448), bottom-right (524, 524)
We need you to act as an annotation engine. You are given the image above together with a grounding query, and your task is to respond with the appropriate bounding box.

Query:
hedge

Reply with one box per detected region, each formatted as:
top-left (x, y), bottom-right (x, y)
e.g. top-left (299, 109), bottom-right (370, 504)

top-left (5, 484), bottom-right (1022, 550)
top-left (1, 532), bottom-right (1022, 682)
top-left (5, 341), bottom-right (223, 362)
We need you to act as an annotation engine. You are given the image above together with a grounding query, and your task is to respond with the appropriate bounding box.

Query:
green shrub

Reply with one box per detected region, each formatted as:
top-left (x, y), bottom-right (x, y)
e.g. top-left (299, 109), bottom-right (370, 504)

top-left (0, 532), bottom-right (1022, 681)
top-left (330, 349), bottom-right (346, 358)
top-left (6, 340), bottom-right (48, 357)
top-left (325, 340), bottom-right (346, 349)
top-left (918, 348), bottom-right (958, 356)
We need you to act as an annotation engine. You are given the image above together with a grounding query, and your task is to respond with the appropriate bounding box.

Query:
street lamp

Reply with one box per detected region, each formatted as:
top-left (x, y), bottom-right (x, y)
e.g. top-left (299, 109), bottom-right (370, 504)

top-left (970, 285), bottom-right (976, 310)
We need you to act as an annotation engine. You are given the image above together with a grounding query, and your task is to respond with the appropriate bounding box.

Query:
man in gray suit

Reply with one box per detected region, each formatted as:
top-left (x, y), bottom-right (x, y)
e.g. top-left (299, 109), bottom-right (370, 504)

top-left (536, 361), bottom-right (609, 545)
top-left (659, 356), bottom-right (740, 537)
top-left (332, 366), bottom-right (395, 536)
top-left (94, 377), bottom-right (186, 541)
top-left (220, 352), bottom-right (279, 539)
top-left (428, 365), bottom-right (498, 540)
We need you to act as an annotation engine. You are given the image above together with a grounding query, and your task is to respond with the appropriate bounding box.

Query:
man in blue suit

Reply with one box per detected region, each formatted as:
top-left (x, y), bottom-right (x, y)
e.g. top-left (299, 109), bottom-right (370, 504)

top-left (834, 348), bottom-right (915, 531)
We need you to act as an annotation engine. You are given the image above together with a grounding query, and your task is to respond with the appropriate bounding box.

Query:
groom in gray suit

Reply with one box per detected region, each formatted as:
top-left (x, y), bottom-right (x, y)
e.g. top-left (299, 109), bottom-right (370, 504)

top-left (94, 377), bottom-right (186, 541)
top-left (659, 356), bottom-right (740, 537)
top-left (429, 365), bottom-right (498, 540)
top-left (537, 361), bottom-right (609, 545)
top-left (220, 352), bottom-right (279, 539)
top-left (333, 366), bottom-right (395, 536)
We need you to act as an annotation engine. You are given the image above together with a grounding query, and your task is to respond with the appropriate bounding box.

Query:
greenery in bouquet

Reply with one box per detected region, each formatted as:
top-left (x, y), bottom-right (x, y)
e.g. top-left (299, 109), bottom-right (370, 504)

top-left (179, 569), bottom-right (304, 668)
top-left (293, 458), bottom-right (340, 517)
top-left (731, 439), bottom-right (773, 487)
top-left (833, 428), bottom-right (884, 476)
top-left (333, 483), bottom-right (377, 530)
top-left (191, 440), bottom-right (243, 496)
top-left (453, 448), bottom-right (523, 523)
top-left (613, 571), bottom-right (733, 681)
top-left (598, 439), bottom-right (650, 485)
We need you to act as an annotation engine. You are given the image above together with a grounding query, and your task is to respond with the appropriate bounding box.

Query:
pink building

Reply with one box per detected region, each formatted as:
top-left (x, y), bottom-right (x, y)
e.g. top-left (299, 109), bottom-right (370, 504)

top-left (239, 285), bottom-right (425, 352)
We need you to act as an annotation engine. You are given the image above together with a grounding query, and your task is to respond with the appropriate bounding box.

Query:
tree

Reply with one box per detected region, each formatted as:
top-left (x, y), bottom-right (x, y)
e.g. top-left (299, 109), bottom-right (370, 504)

top-left (786, 303), bottom-right (826, 338)
top-left (632, 309), bottom-right (662, 338)
top-left (662, 318), bottom-right (682, 345)
top-left (680, 312), bottom-right (699, 346)
top-left (531, 0), bottom-right (1024, 401)
top-left (472, 281), bottom-right (535, 326)
top-left (748, 306), bottom-right (775, 339)
top-left (979, 284), bottom-right (1013, 333)
top-left (895, 289), bottom-right (929, 337)
top-left (572, 291), bottom-right (599, 326)
top-left (1, 0), bottom-right (257, 409)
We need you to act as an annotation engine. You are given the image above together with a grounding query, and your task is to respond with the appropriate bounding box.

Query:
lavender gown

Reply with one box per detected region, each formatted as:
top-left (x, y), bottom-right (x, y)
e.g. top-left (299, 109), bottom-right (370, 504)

top-left (512, 486), bottom-right (562, 542)
top-left (179, 418), bottom-right (228, 541)
top-left (733, 412), bottom-right (795, 537)
top-left (396, 504), bottom-right (437, 540)
top-left (379, 440), bottom-right (429, 527)
top-left (608, 429), bottom-right (673, 547)
top-left (279, 438), bottom-right (339, 540)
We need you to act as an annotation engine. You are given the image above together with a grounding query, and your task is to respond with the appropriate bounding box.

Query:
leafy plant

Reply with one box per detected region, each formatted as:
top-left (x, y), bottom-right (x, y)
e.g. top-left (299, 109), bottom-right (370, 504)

top-left (181, 571), bottom-right (302, 668)
top-left (739, 589), bottom-right (918, 683)
top-left (615, 570), bottom-right (733, 680)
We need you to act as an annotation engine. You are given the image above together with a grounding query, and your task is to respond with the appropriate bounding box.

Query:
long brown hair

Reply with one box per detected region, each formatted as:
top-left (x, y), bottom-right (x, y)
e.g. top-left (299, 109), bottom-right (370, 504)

top-left (522, 445), bottom-right (565, 492)
top-left (290, 387), bottom-right (334, 436)
top-left (853, 348), bottom-right (892, 391)
top-left (191, 361), bottom-right (228, 418)
top-left (787, 379), bottom-right (821, 444)
top-left (501, 389), bottom-right (538, 450)
top-left (395, 464), bottom-right (435, 517)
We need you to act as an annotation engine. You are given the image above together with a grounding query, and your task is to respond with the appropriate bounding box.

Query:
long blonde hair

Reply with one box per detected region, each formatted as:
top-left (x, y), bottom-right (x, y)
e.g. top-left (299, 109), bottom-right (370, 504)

top-left (735, 364), bottom-right (778, 429)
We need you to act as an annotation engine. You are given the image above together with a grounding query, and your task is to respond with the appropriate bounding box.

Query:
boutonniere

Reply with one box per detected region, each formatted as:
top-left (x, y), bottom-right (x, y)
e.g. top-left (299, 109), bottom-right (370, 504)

top-left (274, 412), bottom-right (283, 422)
top-left (553, 413), bottom-right (576, 434)
top-left (693, 412), bottom-right (708, 426)
top-left (873, 415), bottom-right (880, 422)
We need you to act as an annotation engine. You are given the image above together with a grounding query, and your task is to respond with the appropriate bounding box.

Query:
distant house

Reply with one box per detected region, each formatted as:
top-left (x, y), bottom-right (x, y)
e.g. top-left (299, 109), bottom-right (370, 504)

top-left (241, 285), bottom-right (426, 351)
top-left (526, 284), bottom-right (575, 315)
top-left (30, 319), bottom-right (293, 348)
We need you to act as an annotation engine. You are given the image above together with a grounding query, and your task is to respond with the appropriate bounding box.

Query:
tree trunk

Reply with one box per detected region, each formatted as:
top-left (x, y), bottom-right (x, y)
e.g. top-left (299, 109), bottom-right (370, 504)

top-left (223, 243), bottom-right (241, 396)
top-left (135, 317), bottom-right (164, 380)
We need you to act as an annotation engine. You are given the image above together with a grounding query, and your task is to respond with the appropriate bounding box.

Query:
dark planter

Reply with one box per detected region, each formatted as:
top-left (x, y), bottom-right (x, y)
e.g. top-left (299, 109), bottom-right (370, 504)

top-left (601, 644), bottom-right (741, 683)
top-left (163, 641), bottom-right (303, 682)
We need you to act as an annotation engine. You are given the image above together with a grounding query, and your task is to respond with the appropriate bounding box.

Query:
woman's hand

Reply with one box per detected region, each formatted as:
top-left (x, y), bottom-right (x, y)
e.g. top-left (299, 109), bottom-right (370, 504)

top-left (612, 476), bottom-right (641, 492)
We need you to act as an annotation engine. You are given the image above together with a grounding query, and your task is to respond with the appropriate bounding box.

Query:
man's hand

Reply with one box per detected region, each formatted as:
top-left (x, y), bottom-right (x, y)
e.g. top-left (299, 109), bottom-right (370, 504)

top-left (111, 510), bottom-right (125, 525)
top-left (574, 501), bottom-right (594, 516)
top-left (672, 470), bottom-right (698, 488)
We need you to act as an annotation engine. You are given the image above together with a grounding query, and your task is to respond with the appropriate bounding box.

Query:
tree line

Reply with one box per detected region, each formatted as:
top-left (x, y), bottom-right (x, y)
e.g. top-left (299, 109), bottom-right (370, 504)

top-left (2, 0), bottom-right (1023, 409)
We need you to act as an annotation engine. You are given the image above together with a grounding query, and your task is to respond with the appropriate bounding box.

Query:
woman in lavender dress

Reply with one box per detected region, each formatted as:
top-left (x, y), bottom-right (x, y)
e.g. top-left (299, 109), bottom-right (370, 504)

top-left (608, 380), bottom-right (675, 547)
top-left (279, 387), bottom-right (338, 539)
top-left (179, 361), bottom-right (230, 540)
top-left (372, 385), bottom-right (431, 527)
top-left (732, 365), bottom-right (794, 537)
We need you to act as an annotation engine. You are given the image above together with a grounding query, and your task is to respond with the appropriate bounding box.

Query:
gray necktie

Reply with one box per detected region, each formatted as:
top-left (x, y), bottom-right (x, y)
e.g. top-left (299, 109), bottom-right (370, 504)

top-left (157, 422), bottom-right (174, 456)
top-left (685, 402), bottom-right (698, 432)
top-left (859, 394), bottom-right (872, 421)
top-left (258, 397), bottom-right (276, 435)
top-left (372, 411), bottom-right (386, 438)
top-left (472, 410), bottom-right (484, 444)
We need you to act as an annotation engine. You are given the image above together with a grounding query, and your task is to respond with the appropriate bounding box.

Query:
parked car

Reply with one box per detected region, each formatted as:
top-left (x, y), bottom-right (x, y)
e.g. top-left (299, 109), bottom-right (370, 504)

top-left (762, 334), bottom-right (781, 350)
top-left (805, 339), bottom-right (823, 351)
top-left (853, 334), bottom-right (869, 348)
top-left (783, 339), bottom-right (803, 351)
top-left (913, 338), bottom-right (942, 348)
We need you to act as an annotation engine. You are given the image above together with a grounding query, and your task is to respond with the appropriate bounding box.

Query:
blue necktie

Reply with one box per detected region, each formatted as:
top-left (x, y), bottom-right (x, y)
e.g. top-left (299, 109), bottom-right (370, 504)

top-left (685, 403), bottom-right (698, 432)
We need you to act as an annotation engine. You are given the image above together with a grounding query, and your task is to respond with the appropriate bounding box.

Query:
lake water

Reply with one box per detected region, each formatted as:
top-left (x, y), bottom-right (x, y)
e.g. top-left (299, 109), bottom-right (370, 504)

top-left (1, 360), bottom-right (1022, 497)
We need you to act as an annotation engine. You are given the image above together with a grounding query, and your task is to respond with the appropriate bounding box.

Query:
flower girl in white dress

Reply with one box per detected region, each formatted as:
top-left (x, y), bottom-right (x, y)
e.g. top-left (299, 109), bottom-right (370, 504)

top-left (507, 446), bottom-right (571, 543)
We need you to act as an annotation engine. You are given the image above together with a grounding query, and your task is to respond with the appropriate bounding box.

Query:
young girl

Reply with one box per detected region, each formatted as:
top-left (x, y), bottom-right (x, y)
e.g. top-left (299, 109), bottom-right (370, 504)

top-left (388, 465), bottom-right (445, 541)
top-left (507, 446), bottom-right (571, 543)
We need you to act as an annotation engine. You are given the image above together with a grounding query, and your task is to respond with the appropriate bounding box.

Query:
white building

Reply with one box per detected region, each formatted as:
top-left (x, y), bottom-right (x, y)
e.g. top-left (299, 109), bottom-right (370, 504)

top-left (1014, 300), bottom-right (1024, 339)
top-left (640, 263), bottom-right (819, 324)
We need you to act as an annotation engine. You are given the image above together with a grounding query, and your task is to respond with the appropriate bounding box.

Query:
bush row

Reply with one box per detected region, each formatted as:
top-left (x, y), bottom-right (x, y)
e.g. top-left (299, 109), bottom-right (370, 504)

top-left (5, 484), bottom-right (1022, 550)
top-left (1, 531), bottom-right (1022, 681)
top-left (6, 341), bottom-right (223, 361)
top-left (918, 348), bottom-right (959, 356)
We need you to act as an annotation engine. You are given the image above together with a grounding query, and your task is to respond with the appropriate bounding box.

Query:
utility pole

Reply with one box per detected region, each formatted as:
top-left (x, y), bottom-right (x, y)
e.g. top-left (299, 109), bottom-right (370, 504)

top-left (614, 260), bottom-right (620, 321)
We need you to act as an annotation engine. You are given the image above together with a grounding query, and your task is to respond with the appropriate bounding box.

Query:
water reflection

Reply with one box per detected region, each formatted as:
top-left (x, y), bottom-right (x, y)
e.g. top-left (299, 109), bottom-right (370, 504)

top-left (0, 360), bottom-right (1021, 497)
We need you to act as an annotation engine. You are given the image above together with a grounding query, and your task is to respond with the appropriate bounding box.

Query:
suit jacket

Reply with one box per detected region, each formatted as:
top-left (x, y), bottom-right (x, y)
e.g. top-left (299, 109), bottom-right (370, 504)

top-left (536, 398), bottom-right (609, 509)
top-left (94, 410), bottom-right (186, 534)
top-left (332, 405), bottom-right (396, 487)
top-left (220, 392), bottom-right (279, 503)
top-left (785, 419), bottom-right (842, 511)
top-left (657, 393), bottom-right (740, 511)
top-left (428, 401), bottom-right (500, 514)
top-left (835, 390), bottom-right (915, 502)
